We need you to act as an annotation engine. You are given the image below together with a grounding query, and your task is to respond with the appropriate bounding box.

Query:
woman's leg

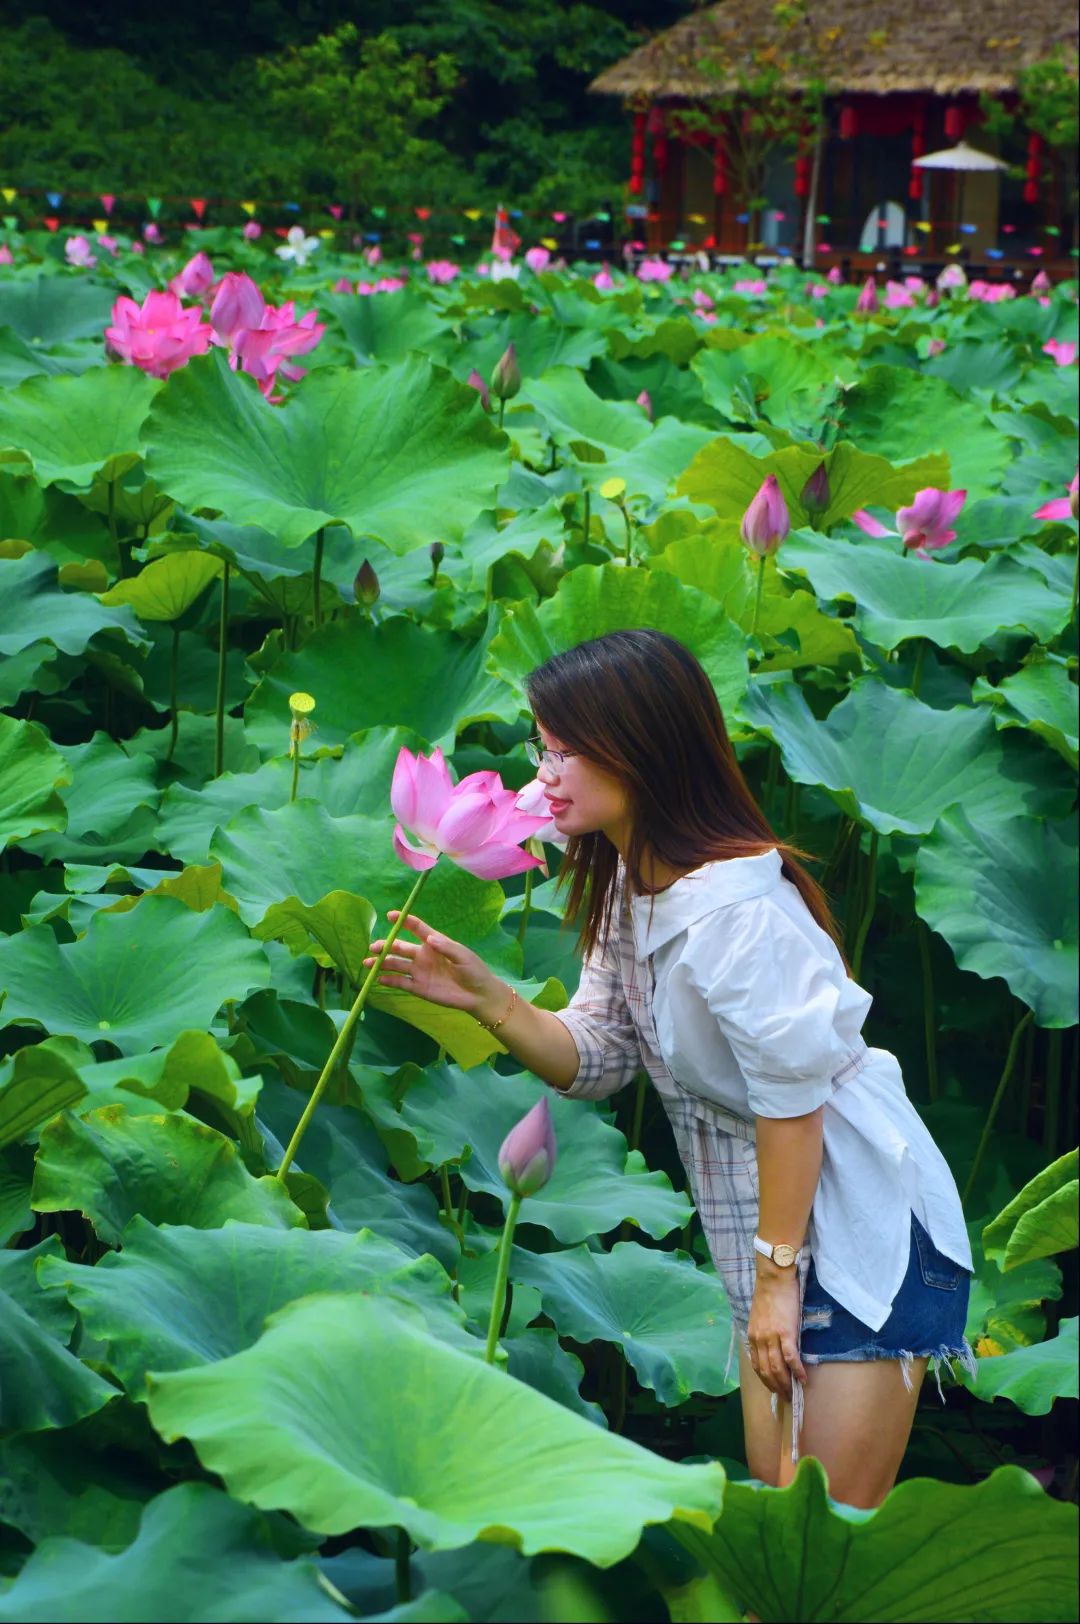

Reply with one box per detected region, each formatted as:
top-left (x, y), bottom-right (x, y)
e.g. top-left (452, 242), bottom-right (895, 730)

top-left (737, 1339), bottom-right (784, 1486)
top-left (776, 1356), bottom-right (930, 1507)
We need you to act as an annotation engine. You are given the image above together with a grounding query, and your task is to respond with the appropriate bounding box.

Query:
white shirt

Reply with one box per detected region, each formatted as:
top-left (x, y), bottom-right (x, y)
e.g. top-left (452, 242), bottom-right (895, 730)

top-left (554, 849), bottom-right (973, 1330)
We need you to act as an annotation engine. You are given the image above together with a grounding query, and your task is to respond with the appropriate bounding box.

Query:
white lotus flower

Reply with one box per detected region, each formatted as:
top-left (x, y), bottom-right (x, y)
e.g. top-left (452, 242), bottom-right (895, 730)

top-left (276, 226), bottom-right (321, 267)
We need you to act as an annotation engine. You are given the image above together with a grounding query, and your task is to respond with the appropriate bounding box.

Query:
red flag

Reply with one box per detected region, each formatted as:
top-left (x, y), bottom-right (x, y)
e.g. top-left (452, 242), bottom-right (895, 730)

top-left (43, 216), bottom-right (59, 231)
top-left (415, 206), bottom-right (431, 220)
top-left (99, 193), bottom-right (115, 215)
top-left (491, 203), bottom-right (520, 260)
top-left (328, 204), bottom-right (343, 220)
top-left (191, 198), bottom-right (206, 219)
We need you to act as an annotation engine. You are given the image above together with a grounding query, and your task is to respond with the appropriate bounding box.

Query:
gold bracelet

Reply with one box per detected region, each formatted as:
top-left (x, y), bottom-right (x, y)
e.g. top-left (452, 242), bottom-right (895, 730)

top-left (477, 986), bottom-right (517, 1032)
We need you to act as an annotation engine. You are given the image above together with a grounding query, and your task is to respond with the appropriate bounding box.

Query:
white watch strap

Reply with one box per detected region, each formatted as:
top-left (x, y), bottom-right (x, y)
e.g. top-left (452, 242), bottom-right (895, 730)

top-left (753, 1235), bottom-right (803, 1265)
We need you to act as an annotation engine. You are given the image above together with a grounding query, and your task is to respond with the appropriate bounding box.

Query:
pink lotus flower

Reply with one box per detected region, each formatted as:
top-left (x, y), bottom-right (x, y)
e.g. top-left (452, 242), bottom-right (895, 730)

top-left (827, 266), bottom-right (843, 285)
top-left (637, 256), bottom-right (674, 283)
top-left (498, 1095), bottom-right (557, 1198)
top-left (390, 746), bottom-right (548, 880)
top-left (937, 264), bottom-right (967, 292)
top-left (209, 271), bottom-right (266, 346)
top-left (593, 267), bottom-right (614, 290)
top-left (1031, 270), bottom-right (1052, 294)
top-left (692, 289), bottom-right (714, 309)
top-left (65, 235), bottom-right (96, 268)
top-left (233, 304), bottom-right (324, 402)
top-left (143, 223), bottom-right (162, 243)
top-left (741, 474), bottom-right (790, 558)
top-left (925, 288), bottom-right (940, 309)
top-left (96, 234), bottom-right (118, 256)
top-left (904, 276), bottom-right (925, 293)
top-left (807, 282), bottom-right (828, 299)
top-left (358, 276), bottom-right (407, 294)
top-left (332, 277), bottom-right (353, 293)
top-left (1043, 340), bottom-right (1077, 366)
top-left (734, 278), bottom-right (768, 296)
top-left (364, 244), bottom-right (382, 266)
top-left (426, 259), bottom-right (461, 284)
top-left (1034, 471), bottom-right (1079, 522)
top-left (105, 290), bottom-right (212, 379)
top-left (636, 389), bottom-right (652, 418)
top-left (524, 246), bottom-right (551, 273)
top-left (853, 487), bottom-right (967, 558)
top-left (169, 251), bottom-right (215, 299)
top-left (927, 338), bottom-right (947, 357)
top-left (884, 280), bottom-right (914, 308)
top-left (514, 776), bottom-right (568, 851)
top-left (969, 280), bottom-right (1015, 303)
top-left (0, 245), bottom-right (13, 266)
top-left (466, 368), bottom-right (490, 410)
top-left (242, 221), bottom-right (262, 241)
top-left (855, 276), bottom-right (879, 314)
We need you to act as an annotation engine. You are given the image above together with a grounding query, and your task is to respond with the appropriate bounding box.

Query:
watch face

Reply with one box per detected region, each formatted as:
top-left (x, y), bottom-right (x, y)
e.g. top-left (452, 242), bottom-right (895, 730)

top-left (772, 1243), bottom-right (797, 1268)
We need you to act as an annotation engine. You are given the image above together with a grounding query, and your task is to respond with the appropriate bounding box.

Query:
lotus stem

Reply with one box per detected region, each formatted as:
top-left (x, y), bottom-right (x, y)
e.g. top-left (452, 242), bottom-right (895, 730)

top-left (628, 1070), bottom-right (647, 1153)
top-left (620, 506), bottom-right (633, 566)
top-left (456, 1176), bottom-right (469, 1232)
top-left (917, 918), bottom-right (939, 1102)
top-left (516, 868), bottom-right (534, 946)
top-left (312, 528), bottom-right (325, 629)
top-left (167, 625), bottom-right (180, 760)
top-left (484, 1190), bottom-right (522, 1363)
top-left (910, 638), bottom-right (926, 699)
top-left (395, 1528), bottom-right (411, 1605)
top-left (1043, 1028), bottom-right (1063, 1156)
top-left (962, 1007), bottom-right (1034, 1206)
top-left (276, 865), bottom-right (432, 1183)
top-left (751, 554), bottom-right (766, 638)
top-left (498, 397), bottom-right (506, 431)
top-left (612, 1352), bottom-right (628, 1434)
top-left (850, 827), bottom-right (879, 981)
top-left (213, 562), bottom-right (230, 779)
top-left (289, 740), bottom-right (301, 804)
top-left (582, 489), bottom-right (591, 546)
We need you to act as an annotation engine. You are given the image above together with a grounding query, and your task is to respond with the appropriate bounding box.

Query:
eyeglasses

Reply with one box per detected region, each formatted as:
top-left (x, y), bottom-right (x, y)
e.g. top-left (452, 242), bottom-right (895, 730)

top-left (525, 737), bottom-right (576, 771)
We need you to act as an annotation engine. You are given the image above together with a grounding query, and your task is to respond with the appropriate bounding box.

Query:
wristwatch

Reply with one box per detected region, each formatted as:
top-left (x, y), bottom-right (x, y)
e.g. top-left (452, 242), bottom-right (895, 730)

top-left (753, 1235), bottom-right (803, 1268)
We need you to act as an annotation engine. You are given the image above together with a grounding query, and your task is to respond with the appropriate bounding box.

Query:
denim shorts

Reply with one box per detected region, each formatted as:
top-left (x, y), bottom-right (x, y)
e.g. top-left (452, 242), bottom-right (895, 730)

top-left (801, 1211), bottom-right (977, 1397)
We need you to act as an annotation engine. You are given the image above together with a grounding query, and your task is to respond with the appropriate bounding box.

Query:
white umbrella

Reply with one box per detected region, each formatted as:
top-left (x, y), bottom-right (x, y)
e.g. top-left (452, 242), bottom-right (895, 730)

top-left (912, 142), bottom-right (1009, 238)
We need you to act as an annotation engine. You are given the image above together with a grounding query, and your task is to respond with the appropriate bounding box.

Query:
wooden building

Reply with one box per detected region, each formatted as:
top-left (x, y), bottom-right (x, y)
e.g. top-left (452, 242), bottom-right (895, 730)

top-left (590, 0), bottom-right (1078, 274)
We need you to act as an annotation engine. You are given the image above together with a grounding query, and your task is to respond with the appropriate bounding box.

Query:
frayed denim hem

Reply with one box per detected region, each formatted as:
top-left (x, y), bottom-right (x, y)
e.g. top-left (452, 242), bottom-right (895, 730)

top-left (802, 1337), bottom-right (979, 1402)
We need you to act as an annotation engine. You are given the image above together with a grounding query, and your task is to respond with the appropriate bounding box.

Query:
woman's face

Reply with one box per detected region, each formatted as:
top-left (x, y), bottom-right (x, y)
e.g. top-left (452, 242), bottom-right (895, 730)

top-left (535, 722), bottom-right (630, 844)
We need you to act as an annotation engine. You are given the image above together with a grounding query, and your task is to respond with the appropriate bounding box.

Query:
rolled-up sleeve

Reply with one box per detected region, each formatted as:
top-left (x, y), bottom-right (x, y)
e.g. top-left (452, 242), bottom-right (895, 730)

top-left (549, 915), bottom-right (643, 1102)
top-left (689, 898), bottom-right (858, 1118)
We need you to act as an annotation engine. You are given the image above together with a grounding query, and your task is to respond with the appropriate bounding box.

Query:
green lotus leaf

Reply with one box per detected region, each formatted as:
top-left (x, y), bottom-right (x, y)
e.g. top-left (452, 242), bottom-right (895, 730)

top-left (924, 338), bottom-right (1025, 398)
top-left (0, 1426), bottom-right (153, 1553)
top-left (0, 552), bottom-right (147, 661)
top-left (607, 315), bottom-right (704, 367)
top-left (649, 529), bottom-right (860, 673)
top-left (973, 658), bottom-right (1079, 770)
top-left (676, 436), bottom-right (950, 533)
top-left (456, 313), bottom-right (607, 382)
top-left (0, 1481), bottom-right (353, 1624)
top-left (21, 732), bottom-right (160, 865)
top-left (0, 1237), bottom-right (116, 1434)
top-left (244, 616), bottom-right (517, 754)
top-left (692, 337), bottom-right (840, 436)
top-left (98, 550), bottom-right (223, 621)
top-left (589, 353), bottom-right (726, 429)
top-left (316, 1542), bottom-right (535, 1624)
top-left (984, 1150), bottom-right (1079, 1272)
top-left (779, 533), bottom-right (1072, 653)
top-left (0, 468), bottom-right (114, 568)
top-left (0, 276), bottom-right (117, 347)
top-left (0, 896), bottom-right (271, 1053)
top-left (740, 678), bottom-right (1075, 837)
top-left (362, 1064), bottom-right (690, 1245)
top-left (143, 350), bottom-right (508, 551)
top-left (146, 1293), bottom-right (725, 1560)
top-left (839, 363), bottom-right (1012, 498)
top-left (961, 1318), bottom-right (1078, 1416)
top-left (501, 1326), bottom-right (605, 1426)
top-left (209, 801), bottom-right (504, 945)
top-left (71, 1028), bottom-right (260, 1123)
top-left (256, 890), bottom-right (377, 982)
top-left (0, 714), bottom-right (71, 854)
top-left (520, 368), bottom-right (712, 500)
top-left (966, 1229), bottom-right (1062, 1352)
top-left (914, 810), bottom-right (1078, 1028)
top-left (321, 289), bottom-right (455, 366)
top-left (512, 1242), bottom-right (737, 1405)
top-left (0, 365), bottom-right (160, 490)
top-left (252, 1073), bottom-right (458, 1268)
top-left (367, 972), bottom-right (566, 1071)
top-left (38, 1218), bottom-right (470, 1395)
top-left (0, 1040), bottom-right (87, 1150)
top-left (460, 501), bottom-right (567, 590)
top-left (669, 1458), bottom-right (1078, 1623)
top-left (31, 1105), bottom-right (304, 1245)
top-left (488, 561), bottom-right (747, 719)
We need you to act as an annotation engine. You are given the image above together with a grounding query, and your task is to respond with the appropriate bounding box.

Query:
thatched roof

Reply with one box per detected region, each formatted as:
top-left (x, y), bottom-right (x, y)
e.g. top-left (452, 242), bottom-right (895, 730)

top-left (590, 0), bottom-right (1078, 99)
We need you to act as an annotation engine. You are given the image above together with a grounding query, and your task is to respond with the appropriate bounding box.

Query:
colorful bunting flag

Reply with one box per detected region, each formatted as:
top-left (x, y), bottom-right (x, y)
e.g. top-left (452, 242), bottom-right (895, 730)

top-left (45, 191), bottom-right (63, 208)
top-left (317, 228), bottom-right (335, 239)
top-left (463, 208), bottom-right (482, 221)
top-left (2, 215), bottom-right (16, 231)
top-left (100, 194), bottom-right (115, 214)
top-left (240, 201), bottom-right (256, 216)
top-left (190, 198), bottom-right (207, 219)
top-left (43, 217), bottom-right (59, 231)
top-left (92, 219), bottom-right (108, 234)
top-left (328, 204), bottom-right (343, 220)
top-left (146, 198), bottom-right (162, 218)
top-left (415, 207), bottom-right (431, 220)
top-left (915, 221), bottom-right (932, 234)
top-left (371, 206), bottom-right (387, 219)
top-left (1, 188), bottom-right (16, 204)
top-left (541, 237), bottom-right (558, 249)
top-left (551, 211), bottom-right (567, 223)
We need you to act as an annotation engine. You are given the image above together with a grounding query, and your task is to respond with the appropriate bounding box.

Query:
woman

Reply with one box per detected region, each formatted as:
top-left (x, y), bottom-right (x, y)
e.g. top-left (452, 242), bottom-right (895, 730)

top-left (364, 629), bottom-right (975, 1507)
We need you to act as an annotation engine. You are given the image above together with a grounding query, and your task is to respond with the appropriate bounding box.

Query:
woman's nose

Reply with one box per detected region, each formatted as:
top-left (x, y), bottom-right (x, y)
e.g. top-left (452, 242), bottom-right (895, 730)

top-left (537, 759), bottom-right (559, 785)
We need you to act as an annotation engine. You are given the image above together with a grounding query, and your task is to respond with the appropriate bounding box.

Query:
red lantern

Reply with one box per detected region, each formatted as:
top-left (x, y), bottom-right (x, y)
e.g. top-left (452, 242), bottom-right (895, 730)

top-left (1023, 179), bottom-right (1039, 204)
top-left (944, 105), bottom-right (964, 140)
top-left (713, 137), bottom-right (728, 196)
top-left (795, 155), bottom-right (812, 198)
top-left (629, 111), bottom-right (646, 196)
top-left (838, 104), bottom-right (857, 140)
top-left (909, 171), bottom-right (923, 201)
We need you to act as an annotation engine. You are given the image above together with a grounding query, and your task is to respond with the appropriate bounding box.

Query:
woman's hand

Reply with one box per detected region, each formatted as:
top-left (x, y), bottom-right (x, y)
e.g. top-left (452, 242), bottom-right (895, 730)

top-left (363, 912), bottom-right (505, 1019)
top-left (747, 1267), bottom-right (807, 1402)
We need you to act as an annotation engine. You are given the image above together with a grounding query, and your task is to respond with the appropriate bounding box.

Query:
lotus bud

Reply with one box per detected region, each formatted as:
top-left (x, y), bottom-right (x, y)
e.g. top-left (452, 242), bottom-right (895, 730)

top-left (497, 1095), bottom-right (557, 1198)
top-left (1031, 270), bottom-right (1051, 294)
top-left (636, 389), bottom-right (653, 418)
top-left (740, 474), bottom-right (790, 558)
top-left (925, 288), bottom-right (940, 309)
top-left (927, 337), bottom-right (947, 357)
top-left (490, 342), bottom-right (521, 401)
top-left (466, 368), bottom-right (490, 411)
top-left (1071, 472), bottom-right (1079, 522)
top-left (354, 560), bottom-right (380, 607)
top-left (429, 541), bottom-right (445, 571)
top-left (855, 276), bottom-right (879, 314)
top-left (826, 266), bottom-right (842, 285)
top-left (801, 461), bottom-right (830, 518)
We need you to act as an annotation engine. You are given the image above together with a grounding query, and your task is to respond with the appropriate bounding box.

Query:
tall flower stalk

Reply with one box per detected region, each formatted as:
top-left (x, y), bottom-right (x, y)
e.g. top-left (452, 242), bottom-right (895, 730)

top-left (740, 474), bottom-right (790, 637)
top-left (486, 1096), bottom-right (557, 1362)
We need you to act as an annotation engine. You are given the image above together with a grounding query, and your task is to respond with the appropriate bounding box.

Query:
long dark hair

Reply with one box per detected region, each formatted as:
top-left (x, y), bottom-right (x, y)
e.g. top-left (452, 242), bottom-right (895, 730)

top-left (524, 629), bottom-right (849, 969)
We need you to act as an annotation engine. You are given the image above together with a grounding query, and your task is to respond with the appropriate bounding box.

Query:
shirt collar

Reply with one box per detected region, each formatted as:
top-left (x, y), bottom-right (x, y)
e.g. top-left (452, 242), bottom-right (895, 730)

top-left (628, 849), bottom-right (782, 957)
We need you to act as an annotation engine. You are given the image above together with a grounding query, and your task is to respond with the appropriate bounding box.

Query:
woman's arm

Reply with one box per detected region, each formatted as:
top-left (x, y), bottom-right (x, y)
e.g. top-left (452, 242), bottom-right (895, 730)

top-left (748, 1106), bottom-right (824, 1400)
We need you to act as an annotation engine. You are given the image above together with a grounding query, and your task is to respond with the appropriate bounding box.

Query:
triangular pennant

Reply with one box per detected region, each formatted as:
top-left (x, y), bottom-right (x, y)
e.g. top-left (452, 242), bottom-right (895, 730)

top-left (240, 200), bottom-right (257, 216)
top-left (551, 211), bottom-right (567, 223)
top-left (463, 208), bottom-right (482, 221)
top-left (450, 234), bottom-right (465, 245)
top-left (146, 197), bottom-right (162, 217)
top-left (273, 225), bottom-right (289, 237)
top-left (284, 201), bottom-right (301, 212)
top-left (415, 206), bottom-right (431, 220)
top-left (328, 204), bottom-right (343, 220)
top-left (318, 228), bottom-right (335, 239)
top-left (92, 218), bottom-right (108, 234)
top-left (370, 206), bottom-right (387, 219)
top-left (190, 198), bottom-right (206, 219)
top-left (99, 193), bottom-right (115, 214)
top-left (3, 215), bottom-right (16, 230)
top-left (45, 190), bottom-right (63, 208)
top-left (43, 216), bottom-right (59, 231)
top-left (541, 237), bottom-right (558, 250)
top-left (1, 188), bottom-right (16, 204)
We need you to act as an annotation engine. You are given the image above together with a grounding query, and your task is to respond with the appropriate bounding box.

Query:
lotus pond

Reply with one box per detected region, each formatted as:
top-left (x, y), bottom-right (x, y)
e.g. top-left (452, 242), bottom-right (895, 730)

top-left (0, 231), bottom-right (1077, 1623)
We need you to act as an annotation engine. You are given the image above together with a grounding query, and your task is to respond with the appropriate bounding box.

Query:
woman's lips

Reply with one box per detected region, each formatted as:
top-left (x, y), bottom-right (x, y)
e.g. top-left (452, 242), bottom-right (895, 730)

top-left (546, 798), bottom-right (571, 814)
